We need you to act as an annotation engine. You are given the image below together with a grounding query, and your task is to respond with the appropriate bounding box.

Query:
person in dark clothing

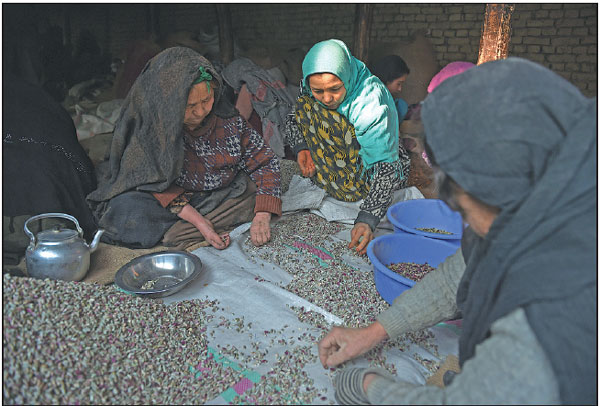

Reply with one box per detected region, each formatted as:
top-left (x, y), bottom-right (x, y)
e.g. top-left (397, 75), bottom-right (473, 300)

top-left (371, 54), bottom-right (411, 123)
top-left (3, 73), bottom-right (98, 265)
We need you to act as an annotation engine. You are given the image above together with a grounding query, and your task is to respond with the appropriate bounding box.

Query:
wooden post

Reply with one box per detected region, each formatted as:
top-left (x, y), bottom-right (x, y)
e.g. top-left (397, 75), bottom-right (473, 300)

top-left (146, 4), bottom-right (160, 38)
top-left (63, 5), bottom-right (72, 55)
top-left (477, 4), bottom-right (515, 65)
top-left (103, 5), bottom-right (111, 58)
top-left (216, 4), bottom-right (234, 66)
top-left (151, 4), bottom-right (160, 39)
top-left (353, 4), bottom-right (373, 62)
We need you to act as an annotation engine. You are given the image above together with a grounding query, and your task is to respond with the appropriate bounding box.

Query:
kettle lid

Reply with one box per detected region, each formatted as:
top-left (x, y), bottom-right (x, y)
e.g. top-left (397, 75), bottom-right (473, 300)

top-left (37, 227), bottom-right (79, 243)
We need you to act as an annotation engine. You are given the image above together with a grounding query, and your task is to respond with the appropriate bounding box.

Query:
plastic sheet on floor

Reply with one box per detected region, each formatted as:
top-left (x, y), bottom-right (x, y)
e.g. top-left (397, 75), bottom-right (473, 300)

top-left (163, 212), bottom-right (459, 404)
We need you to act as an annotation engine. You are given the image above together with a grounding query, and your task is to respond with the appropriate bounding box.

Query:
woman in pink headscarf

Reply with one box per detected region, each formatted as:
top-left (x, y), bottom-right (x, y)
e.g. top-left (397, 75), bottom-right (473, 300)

top-left (402, 61), bottom-right (476, 167)
top-left (427, 61), bottom-right (475, 94)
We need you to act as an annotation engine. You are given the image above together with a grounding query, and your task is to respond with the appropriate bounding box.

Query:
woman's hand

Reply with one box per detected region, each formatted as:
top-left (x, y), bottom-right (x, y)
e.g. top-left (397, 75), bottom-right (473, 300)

top-left (348, 222), bottom-right (373, 255)
top-left (297, 150), bottom-right (316, 177)
top-left (196, 217), bottom-right (230, 249)
top-left (250, 211), bottom-right (272, 246)
top-left (178, 204), bottom-right (230, 249)
top-left (318, 322), bottom-right (389, 368)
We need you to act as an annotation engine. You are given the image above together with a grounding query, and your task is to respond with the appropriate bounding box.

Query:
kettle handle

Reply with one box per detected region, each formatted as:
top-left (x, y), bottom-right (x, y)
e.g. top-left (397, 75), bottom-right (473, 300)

top-left (24, 213), bottom-right (84, 245)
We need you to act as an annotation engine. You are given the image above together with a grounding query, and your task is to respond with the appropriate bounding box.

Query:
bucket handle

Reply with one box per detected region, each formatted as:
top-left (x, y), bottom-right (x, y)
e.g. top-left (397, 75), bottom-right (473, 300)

top-left (24, 213), bottom-right (83, 245)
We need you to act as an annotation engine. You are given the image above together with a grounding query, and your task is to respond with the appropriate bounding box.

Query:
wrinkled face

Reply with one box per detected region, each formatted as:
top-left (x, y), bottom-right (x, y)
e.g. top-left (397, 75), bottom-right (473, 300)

top-left (183, 81), bottom-right (215, 131)
top-left (386, 74), bottom-right (408, 99)
top-left (308, 73), bottom-right (347, 110)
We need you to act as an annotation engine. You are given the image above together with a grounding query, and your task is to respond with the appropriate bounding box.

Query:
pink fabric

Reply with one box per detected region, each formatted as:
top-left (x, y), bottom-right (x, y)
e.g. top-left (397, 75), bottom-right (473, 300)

top-left (233, 378), bottom-right (254, 394)
top-left (235, 84), bottom-right (254, 120)
top-left (427, 61), bottom-right (476, 93)
top-left (445, 319), bottom-right (463, 328)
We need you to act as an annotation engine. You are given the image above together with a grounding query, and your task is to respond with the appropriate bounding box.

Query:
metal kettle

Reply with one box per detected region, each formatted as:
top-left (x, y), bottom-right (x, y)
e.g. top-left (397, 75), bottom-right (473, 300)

top-left (24, 213), bottom-right (105, 281)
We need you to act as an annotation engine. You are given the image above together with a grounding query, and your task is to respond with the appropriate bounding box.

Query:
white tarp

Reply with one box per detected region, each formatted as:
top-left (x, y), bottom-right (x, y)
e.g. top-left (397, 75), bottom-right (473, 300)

top-left (163, 217), bottom-right (459, 404)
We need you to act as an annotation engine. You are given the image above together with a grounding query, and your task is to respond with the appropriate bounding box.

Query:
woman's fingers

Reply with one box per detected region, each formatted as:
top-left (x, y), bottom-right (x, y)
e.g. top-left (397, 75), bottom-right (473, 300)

top-left (306, 153), bottom-right (316, 176)
top-left (251, 226), bottom-right (270, 246)
top-left (318, 330), bottom-right (343, 368)
top-left (208, 234), bottom-right (225, 249)
top-left (220, 233), bottom-right (231, 249)
top-left (318, 327), bottom-right (365, 368)
top-left (297, 152), bottom-right (307, 175)
top-left (250, 214), bottom-right (272, 246)
top-left (203, 228), bottom-right (230, 250)
top-left (298, 150), bottom-right (316, 177)
top-left (348, 227), bottom-right (359, 249)
top-left (319, 325), bottom-right (387, 368)
top-left (355, 233), bottom-right (372, 255)
top-left (348, 227), bottom-right (363, 250)
top-left (348, 223), bottom-right (373, 255)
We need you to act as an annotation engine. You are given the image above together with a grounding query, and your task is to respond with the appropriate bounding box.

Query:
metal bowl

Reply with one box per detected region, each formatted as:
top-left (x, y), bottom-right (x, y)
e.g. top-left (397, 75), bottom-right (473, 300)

top-left (114, 251), bottom-right (203, 298)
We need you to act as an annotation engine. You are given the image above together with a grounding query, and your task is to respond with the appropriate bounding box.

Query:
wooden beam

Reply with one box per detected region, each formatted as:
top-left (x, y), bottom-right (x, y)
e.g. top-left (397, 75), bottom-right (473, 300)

top-left (63, 5), bottom-right (72, 54)
top-left (477, 4), bottom-right (515, 65)
top-left (216, 4), bottom-right (234, 66)
top-left (146, 4), bottom-right (160, 38)
top-left (353, 4), bottom-right (374, 62)
top-left (103, 5), bottom-right (111, 58)
top-left (151, 4), bottom-right (161, 38)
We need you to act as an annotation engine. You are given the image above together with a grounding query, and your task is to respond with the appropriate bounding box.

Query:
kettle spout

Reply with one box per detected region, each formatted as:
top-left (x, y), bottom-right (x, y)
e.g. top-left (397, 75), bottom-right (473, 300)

top-left (89, 229), bottom-right (105, 253)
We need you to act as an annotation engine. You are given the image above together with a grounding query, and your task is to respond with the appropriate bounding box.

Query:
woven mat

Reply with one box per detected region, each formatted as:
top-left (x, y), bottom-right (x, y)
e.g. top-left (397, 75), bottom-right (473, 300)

top-left (82, 241), bottom-right (209, 285)
top-left (8, 241), bottom-right (212, 286)
top-left (426, 354), bottom-right (461, 388)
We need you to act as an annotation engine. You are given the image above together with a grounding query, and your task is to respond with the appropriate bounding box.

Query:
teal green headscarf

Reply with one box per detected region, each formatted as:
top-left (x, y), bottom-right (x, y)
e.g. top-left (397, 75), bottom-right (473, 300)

top-left (301, 39), bottom-right (399, 171)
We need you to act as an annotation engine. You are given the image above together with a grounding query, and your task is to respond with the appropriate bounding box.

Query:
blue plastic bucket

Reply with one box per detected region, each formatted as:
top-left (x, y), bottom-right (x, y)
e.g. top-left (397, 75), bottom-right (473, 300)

top-left (387, 199), bottom-right (463, 247)
top-left (367, 233), bottom-right (458, 304)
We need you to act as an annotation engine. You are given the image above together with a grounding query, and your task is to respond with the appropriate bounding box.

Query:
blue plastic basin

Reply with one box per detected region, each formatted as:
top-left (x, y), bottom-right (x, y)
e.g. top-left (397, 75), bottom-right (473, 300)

top-left (387, 199), bottom-right (463, 247)
top-left (367, 233), bottom-right (458, 304)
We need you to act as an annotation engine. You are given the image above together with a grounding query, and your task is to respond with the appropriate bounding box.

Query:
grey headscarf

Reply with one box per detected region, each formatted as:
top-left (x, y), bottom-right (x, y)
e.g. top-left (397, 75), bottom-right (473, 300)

top-left (87, 46), bottom-right (236, 204)
top-left (222, 57), bottom-right (296, 158)
top-left (422, 57), bottom-right (597, 404)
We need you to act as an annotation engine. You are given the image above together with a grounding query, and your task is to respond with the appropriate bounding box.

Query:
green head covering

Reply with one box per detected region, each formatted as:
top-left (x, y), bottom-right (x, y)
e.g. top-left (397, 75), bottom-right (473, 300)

top-left (301, 39), bottom-right (399, 171)
top-left (193, 66), bottom-right (213, 92)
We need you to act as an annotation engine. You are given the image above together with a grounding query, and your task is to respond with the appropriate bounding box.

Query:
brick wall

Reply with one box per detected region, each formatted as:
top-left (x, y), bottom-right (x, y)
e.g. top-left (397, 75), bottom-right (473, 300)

top-left (231, 4), bottom-right (356, 49)
top-left (230, 3), bottom-right (597, 96)
top-left (371, 4), bottom-right (486, 65)
top-left (510, 3), bottom-right (597, 95)
top-left (11, 3), bottom-right (597, 97)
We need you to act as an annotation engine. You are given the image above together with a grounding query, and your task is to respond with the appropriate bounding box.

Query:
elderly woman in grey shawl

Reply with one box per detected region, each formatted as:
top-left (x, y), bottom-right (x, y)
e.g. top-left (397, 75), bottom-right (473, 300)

top-left (317, 58), bottom-right (596, 405)
top-left (87, 47), bottom-right (282, 250)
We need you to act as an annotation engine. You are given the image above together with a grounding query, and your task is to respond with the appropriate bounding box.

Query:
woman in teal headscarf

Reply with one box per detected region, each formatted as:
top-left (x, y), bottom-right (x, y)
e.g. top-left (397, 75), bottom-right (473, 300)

top-left (285, 39), bottom-right (411, 255)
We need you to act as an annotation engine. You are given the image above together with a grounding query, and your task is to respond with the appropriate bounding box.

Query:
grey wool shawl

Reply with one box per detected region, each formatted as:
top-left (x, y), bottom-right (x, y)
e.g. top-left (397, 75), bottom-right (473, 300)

top-left (87, 47), bottom-right (236, 205)
top-left (422, 58), bottom-right (597, 404)
top-left (222, 57), bottom-right (296, 158)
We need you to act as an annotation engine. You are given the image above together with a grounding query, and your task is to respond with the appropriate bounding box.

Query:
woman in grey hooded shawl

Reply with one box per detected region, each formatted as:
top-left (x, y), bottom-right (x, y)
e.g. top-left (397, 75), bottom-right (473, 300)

top-left (87, 47), bottom-right (282, 250)
top-left (318, 57), bottom-right (596, 405)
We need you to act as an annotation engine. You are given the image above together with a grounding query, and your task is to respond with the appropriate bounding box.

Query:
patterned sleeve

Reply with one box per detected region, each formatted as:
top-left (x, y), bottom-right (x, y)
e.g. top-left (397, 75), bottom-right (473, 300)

top-left (356, 152), bottom-right (411, 231)
top-left (237, 117), bottom-right (283, 216)
top-left (152, 184), bottom-right (190, 213)
top-left (284, 106), bottom-right (308, 155)
top-left (166, 192), bottom-right (193, 214)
